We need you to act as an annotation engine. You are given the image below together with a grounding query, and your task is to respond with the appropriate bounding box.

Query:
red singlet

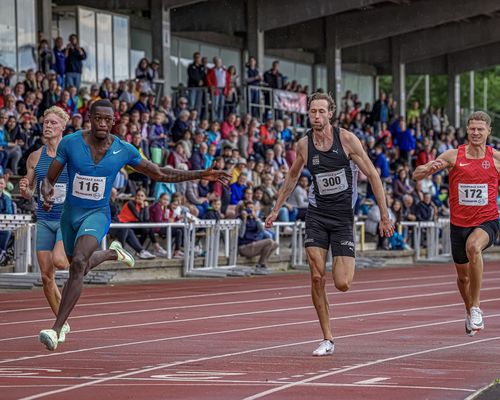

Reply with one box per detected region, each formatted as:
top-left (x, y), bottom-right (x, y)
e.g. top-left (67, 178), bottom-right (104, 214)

top-left (448, 145), bottom-right (499, 227)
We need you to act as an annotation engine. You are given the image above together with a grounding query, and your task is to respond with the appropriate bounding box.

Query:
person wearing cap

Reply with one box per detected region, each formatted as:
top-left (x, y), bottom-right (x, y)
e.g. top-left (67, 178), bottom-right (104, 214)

top-left (52, 37), bottom-right (66, 88)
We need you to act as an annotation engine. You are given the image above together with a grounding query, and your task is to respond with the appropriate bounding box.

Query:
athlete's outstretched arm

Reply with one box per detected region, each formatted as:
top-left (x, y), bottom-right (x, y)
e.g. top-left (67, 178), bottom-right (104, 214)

top-left (41, 160), bottom-right (66, 210)
top-left (344, 131), bottom-right (394, 238)
top-left (265, 139), bottom-right (306, 228)
top-left (134, 159), bottom-right (231, 184)
top-left (19, 151), bottom-right (39, 199)
top-left (412, 149), bottom-right (456, 181)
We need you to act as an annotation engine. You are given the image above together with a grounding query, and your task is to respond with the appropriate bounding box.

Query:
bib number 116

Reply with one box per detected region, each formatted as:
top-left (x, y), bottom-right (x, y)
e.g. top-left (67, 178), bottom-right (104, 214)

top-left (79, 181), bottom-right (100, 193)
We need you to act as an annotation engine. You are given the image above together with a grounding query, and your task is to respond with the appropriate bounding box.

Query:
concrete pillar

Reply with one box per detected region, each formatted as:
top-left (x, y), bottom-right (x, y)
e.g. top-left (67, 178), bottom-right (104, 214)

top-left (391, 37), bottom-right (406, 119)
top-left (447, 71), bottom-right (460, 128)
top-left (469, 70), bottom-right (475, 111)
top-left (151, 0), bottom-right (171, 97)
top-left (37, 0), bottom-right (52, 44)
top-left (325, 16), bottom-right (342, 113)
top-left (247, 0), bottom-right (265, 73)
top-left (483, 76), bottom-right (488, 111)
top-left (424, 74), bottom-right (430, 111)
top-left (373, 75), bottom-right (379, 104)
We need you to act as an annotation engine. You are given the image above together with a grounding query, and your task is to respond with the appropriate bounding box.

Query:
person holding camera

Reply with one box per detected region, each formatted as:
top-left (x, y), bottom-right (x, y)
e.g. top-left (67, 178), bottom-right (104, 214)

top-left (64, 34), bottom-right (86, 90)
top-left (238, 200), bottom-right (278, 270)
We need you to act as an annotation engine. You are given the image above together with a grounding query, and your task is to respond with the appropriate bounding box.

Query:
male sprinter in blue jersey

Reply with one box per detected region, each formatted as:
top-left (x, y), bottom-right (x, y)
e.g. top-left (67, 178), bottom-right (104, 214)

top-left (20, 106), bottom-right (135, 346)
top-left (39, 99), bottom-right (231, 350)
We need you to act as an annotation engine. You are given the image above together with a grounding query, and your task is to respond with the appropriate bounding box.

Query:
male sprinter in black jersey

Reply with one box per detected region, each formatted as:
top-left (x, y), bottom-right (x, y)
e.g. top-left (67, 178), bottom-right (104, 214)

top-left (266, 92), bottom-right (394, 356)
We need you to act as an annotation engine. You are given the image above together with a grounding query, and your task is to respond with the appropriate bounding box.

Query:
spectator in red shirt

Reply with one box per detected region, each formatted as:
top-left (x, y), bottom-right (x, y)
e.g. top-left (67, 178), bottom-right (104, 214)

top-left (206, 57), bottom-right (230, 122)
top-left (259, 116), bottom-right (276, 150)
top-left (221, 112), bottom-right (236, 140)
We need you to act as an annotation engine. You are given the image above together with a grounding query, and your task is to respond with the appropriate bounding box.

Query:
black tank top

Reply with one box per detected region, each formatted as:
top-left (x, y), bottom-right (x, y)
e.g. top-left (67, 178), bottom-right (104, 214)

top-left (306, 127), bottom-right (358, 215)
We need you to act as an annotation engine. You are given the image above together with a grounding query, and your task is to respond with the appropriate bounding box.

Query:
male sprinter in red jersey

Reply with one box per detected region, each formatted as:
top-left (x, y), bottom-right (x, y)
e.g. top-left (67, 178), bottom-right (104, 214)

top-left (413, 111), bottom-right (500, 336)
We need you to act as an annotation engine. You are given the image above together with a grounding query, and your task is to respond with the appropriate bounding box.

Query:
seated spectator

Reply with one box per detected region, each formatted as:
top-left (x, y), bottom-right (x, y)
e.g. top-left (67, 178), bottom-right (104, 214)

top-left (230, 172), bottom-right (247, 205)
top-left (416, 192), bottom-right (437, 222)
top-left (185, 179), bottom-right (210, 217)
top-left (167, 142), bottom-right (189, 169)
top-left (0, 176), bottom-right (13, 264)
top-left (238, 200), bottom-right (278, 270)
top-left (365, 193), bottom-right (397, 250)
top-left (203, 197), bottom-right (224, 220)
top-left (287, 175), bottom-right (310, 221)
top-left (148, 112), bottom-right (167, 165)
top-left (149, 193), bottom-right (184, 258)
top-left (259, 115), bottom-right (276, 151)
top-left (393, 169), bottom-right (414, 200)
top-left (108, 188), bottom-right (155, 259)
top-left (171, 110), bottom-right (190, 142)
top-left (221, 113), bottom-right (236, 140)
top-left (117, 189), bottom-right (168, 257)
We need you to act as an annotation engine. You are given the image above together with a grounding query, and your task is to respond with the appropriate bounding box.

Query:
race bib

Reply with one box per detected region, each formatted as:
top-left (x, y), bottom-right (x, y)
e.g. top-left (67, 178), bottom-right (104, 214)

top-left (72, 174), bottom-right (106, 201)
top-left (39, 182), bottom-right (66, 204)
top-left (458, 183), bottom-right (488, 206)
top-left (315, 169), bottom-right (348, 196)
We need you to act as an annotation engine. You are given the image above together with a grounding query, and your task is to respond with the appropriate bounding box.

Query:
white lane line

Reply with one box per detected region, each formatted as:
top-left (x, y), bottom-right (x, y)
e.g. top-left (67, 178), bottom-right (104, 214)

top-left (0, 376), bottom-right (477, 392)
top-left (6, 269), bottom-right (500, 314)
top-left (0, 298), bottom-right (500, 360)
top-left (355, 377), bottom-right (391, 385)
top-left (17, 316), bottom-right (500, 400)
top-left (6, 278), bottom-right (500, 328)
top-left (242, 335), bottom-right (500, 400)
top-left (3, 286), bottom-right (500, 344)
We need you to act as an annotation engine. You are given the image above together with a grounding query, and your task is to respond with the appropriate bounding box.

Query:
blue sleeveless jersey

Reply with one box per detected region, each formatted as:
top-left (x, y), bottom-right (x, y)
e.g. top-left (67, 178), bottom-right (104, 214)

top-left (35, 145), bottom-right (69, 221)
top-left (55, 130), bottom-right (143, 208)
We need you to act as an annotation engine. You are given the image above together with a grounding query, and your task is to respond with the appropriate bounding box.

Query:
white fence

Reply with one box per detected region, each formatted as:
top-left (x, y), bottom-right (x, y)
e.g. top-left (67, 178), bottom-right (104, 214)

top-left (1, 215), bottom-right (454, 282)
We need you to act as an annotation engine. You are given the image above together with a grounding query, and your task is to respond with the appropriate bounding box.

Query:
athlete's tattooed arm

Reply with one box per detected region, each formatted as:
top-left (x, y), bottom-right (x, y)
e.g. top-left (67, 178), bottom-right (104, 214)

top-left (265, 138), bottom-right (307, 228)
top-left (135, 159), bottom-right (231, 184)
top-left (412, 149), bottom-right (457, 181)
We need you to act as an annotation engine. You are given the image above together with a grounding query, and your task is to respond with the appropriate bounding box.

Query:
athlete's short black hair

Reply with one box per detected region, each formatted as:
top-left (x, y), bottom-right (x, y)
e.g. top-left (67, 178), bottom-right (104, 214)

top-left (90, 99), bottom-right (113, 114)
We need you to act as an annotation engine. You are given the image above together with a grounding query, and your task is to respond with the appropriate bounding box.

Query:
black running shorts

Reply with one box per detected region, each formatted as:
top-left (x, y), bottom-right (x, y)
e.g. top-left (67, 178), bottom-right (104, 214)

top-left (304, 208), bottom-right (355, 258)
top-left (450, 219), bottom-right (499, 264)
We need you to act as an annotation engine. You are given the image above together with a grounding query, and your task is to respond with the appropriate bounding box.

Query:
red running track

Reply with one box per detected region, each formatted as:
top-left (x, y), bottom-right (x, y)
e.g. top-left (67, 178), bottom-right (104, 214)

top-left (1, 262), bottom-right (500, 400)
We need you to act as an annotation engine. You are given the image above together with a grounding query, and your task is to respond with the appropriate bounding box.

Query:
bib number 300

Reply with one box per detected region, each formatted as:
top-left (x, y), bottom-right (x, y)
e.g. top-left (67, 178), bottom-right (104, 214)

top-left (72, 174), bottom-right (106, 201)
top-left (458, 183), bottom-right (488, 206)
top-left (315, 169), bottom-right (348, 196)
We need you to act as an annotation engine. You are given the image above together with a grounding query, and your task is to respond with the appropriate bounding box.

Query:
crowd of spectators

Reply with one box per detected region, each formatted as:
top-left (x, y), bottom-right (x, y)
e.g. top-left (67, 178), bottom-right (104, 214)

top-left (0, 37), bottom-right (499, 264)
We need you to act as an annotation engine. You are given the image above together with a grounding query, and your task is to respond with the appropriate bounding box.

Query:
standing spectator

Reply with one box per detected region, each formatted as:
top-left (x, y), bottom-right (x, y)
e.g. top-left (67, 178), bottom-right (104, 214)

top-left (150, 59), bottom-right (161, 93)
top-left (38, 40), bottom-right (53, 75)
top-left (64, 34), bottom-right (86, 89)
top-left (52, 37), bottom-right (66, 88)
top-left (394, 119), bottom-right (416, 165)
top-left (0, 176), bottom-right (13, 264)
top-left (206, 57), bottom-right (229, 122)
top-left (225, 65), bottom-right (239, 115)
top-left (373, 145), bottom-right (390, 181)
top-left (264, 60), bottom-right (285, 89)
top-left (238, 200), bottom-right (278, 270)
top-left (135, 58), bottom-right (154, 92)
top-left (407, 100), bottom-right (421, 122)
top-left (245, 56), bottom-right (262, 118)
top-left (371, 91), bottom-right (388, 132)
top-left (187, 52), bottom-right (206, 117)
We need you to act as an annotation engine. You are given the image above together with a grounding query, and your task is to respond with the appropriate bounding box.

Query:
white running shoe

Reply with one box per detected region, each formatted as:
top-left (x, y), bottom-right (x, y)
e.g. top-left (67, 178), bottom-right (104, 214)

top-left (58, 322), bottom-right (71, 343)
top-left (470, 307), bottom-right (484, 331)
top-left (312, 339), bottom-right (334, 356)
top-left (110, 241), bottom-right (135, 267)
top-left (154, 246), bottom-right (169, 257)
top-left (138, 249), bottom-right (156, 260)
top-left (465, 315), bottom-right (476, 337)
top-left (39, 329), bottom-right (58, 351)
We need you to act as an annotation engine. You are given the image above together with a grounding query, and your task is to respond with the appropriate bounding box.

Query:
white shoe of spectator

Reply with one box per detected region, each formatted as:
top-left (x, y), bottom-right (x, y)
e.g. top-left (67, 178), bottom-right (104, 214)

top-left (138, 250), bottom-right (156, 260)
top-left (154, 245), bottom-right (169, 257)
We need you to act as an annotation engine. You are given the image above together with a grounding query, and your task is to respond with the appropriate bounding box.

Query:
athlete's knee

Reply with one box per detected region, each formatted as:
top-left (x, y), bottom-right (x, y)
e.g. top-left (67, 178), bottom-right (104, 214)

top-left (310, 269), bottom-right (326, 288)
top-left (53, 255), bottom-right (68, 270)
top-left (41, 271), bottom-right (55, 287)
top-left (70, 254), bottom-right (88, 278)
top-left (465, 241), bottom-right (482, 261)
top-left (457, 274), bottom-right (469, 286)
top-left (334, 280), bottom-right (351, 292)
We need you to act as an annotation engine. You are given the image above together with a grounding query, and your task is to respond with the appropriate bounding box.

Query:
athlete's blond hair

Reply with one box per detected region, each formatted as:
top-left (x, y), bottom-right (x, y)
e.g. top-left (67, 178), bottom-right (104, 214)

top-left (43, 106), bottom-right (70, 126)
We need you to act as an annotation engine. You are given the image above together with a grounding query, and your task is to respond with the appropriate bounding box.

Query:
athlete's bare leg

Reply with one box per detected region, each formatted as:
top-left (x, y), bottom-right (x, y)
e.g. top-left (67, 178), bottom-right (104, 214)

top-left (37, 251), bottom-right (62, 315)
top-left (332, 256), bottom-right (355, 292)
top-left (52, 235), bottom-right (117, 335)
top-left (306, 247), bottom-right (333, 341)
top-left (454, 262), bottom-right (471, 314)
top-left (465, 228), bottom-right (490, 307)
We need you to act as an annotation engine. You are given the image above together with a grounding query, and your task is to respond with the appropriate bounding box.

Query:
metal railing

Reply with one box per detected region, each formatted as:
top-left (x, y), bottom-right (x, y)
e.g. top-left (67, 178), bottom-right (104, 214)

top-left (0, 214), bottom-right (36, 274)
top-left (398, 218), bottom-right (451, 261)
